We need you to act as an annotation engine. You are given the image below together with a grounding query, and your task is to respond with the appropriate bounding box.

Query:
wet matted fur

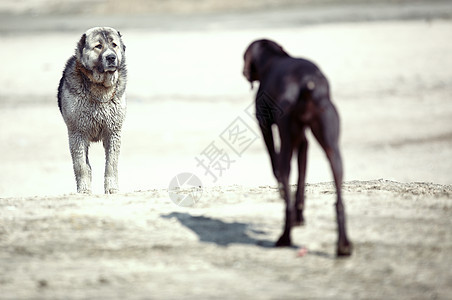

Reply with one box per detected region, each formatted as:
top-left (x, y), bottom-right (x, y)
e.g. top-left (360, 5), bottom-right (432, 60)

top-left (58, 27), bottom-right (127, 194)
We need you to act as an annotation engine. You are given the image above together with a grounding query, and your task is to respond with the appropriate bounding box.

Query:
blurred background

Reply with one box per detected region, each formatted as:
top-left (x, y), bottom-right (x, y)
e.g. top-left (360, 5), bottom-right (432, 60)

top-left (1, 0), bottom-right (452, 197)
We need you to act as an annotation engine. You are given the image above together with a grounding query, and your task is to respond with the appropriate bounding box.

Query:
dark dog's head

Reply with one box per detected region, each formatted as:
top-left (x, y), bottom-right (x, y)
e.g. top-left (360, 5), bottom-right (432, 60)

top-left (76, 27), bottom-right (126, 87)
top-left (243, 39), bottom-right (288, 89)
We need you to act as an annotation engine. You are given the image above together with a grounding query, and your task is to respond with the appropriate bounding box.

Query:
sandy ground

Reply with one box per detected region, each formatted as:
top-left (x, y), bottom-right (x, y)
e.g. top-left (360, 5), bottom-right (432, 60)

top-left (1, 181), bottom-right (451, 299)
top-left (1, 1), bottom-right (452, 298)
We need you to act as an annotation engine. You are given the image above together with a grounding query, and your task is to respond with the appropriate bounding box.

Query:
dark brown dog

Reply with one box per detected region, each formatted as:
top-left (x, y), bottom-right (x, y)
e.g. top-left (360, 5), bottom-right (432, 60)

top-left (243, 39), bottom-right (352, 256)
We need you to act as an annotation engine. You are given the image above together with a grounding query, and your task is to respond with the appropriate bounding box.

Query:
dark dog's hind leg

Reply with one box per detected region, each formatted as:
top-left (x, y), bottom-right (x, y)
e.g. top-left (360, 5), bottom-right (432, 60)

top-left (311, 104), bottom-right (352, 256)
top-left (328, 144), bottom-right (352, 256)
top-left (275, 121), bottom-right (294, 247)
top-left (295, 133), bottom-right (308, 226)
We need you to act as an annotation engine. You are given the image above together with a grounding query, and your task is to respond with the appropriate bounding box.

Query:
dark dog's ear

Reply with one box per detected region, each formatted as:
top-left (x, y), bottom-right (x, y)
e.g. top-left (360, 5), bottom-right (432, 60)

top-left (275, 44), bottom-right (288, 56)
top-left (263, 39), bottom-right (288, 56)
top-left (243, 49), bottom-right (257, 89)
top-left (77, 33), bottom-right (86, 58)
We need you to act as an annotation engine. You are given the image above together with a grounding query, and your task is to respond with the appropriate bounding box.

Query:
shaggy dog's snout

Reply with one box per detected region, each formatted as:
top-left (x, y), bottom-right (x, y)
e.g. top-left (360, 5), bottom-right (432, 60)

top-left (106, 54), bottom-right (116, 64)
top-left (104, 53), bottom-right (118, 70)
top-left (102, 52), bottom-right (118, 72)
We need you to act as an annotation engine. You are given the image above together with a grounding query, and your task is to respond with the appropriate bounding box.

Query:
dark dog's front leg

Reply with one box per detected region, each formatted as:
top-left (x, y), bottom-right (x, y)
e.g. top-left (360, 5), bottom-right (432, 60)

top-left (103, 133), bottom-right (121, 194)
top-left (259, 122), bottom-right (280, 181)
top-left (275, 122), bottom-right (294, 247)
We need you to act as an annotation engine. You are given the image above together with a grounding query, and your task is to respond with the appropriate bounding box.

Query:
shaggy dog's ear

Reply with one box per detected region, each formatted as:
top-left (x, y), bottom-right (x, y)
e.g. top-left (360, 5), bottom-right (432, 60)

top-left (77, 33), bottom-right (86, 58)
top-left (117, 31), bottom-right (126, 52)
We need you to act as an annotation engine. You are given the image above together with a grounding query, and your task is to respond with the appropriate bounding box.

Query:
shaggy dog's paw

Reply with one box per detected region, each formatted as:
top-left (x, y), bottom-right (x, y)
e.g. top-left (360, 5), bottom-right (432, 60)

top-left (104, 177), bottom-right (119, 194)
top-left (77, 188), bottom-right (92, 194)
top-left (105, 188), bottom-right (119, 194)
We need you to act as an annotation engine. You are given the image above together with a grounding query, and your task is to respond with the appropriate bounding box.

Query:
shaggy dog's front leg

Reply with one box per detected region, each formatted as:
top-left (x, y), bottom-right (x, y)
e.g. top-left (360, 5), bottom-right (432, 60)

top-left (69, 134), bottom-right (92, 194)
top-left (103, 133), bottom-right (121, 194)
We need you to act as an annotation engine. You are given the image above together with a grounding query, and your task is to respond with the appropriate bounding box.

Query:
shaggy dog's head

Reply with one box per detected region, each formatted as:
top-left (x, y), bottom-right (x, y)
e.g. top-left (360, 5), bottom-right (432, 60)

top-left (76, 27), bottom-right (126, 87)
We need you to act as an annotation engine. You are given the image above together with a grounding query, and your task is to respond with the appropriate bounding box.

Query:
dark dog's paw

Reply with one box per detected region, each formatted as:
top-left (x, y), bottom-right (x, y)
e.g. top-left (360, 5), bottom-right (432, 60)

top-left (275, 235), bottom-right (292, 247)
top-left (337, 241), bottom-right (353, 257)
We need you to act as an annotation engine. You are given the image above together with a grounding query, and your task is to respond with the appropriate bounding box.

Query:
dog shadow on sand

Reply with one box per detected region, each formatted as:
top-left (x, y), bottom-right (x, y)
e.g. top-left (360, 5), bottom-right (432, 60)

top-left (161, 212), bottom-right (333, 258)
top-left (162, 212), bottom-right (274, 247)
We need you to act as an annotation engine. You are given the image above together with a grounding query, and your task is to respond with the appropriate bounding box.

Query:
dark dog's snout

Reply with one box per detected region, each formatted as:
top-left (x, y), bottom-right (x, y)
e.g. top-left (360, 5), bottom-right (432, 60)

top-left (106, 54), bottom-right (116, 63)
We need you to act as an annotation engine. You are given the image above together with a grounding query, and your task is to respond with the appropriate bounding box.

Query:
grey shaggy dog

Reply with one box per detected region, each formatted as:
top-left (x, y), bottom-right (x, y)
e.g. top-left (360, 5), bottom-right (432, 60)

top-left (58, 27), bottom-right (127, 194)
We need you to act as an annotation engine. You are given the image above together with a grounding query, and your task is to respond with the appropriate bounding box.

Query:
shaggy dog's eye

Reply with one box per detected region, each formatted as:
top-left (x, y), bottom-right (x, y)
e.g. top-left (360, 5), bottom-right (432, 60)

top-left (95, 44), bottom-right (102, 49)
top-left (112, 43), bottom-right (117, 48)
